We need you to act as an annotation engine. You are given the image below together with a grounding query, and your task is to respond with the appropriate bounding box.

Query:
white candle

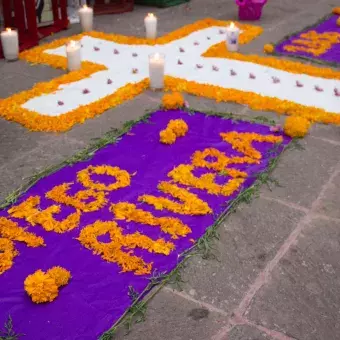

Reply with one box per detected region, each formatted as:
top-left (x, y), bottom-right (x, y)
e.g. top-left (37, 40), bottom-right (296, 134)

top-left (78, 5), bottom-right (93, 32)
top-left (226, 22), bottom-right (240, 52)
top-left (144, 13), bottom-right (157, 39)
top-left (1, 28), bottom-right (19, 61)
top-left (149, 52), bottom-right (165, 90)
top-left (66, 40), bottom-right (81, 71)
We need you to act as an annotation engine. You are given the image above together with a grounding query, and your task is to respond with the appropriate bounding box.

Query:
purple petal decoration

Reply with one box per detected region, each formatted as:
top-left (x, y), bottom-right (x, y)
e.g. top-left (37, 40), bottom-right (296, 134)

top-left (113, 49), bottom-right (119, 54)
top-left (296, 81), bottom-right (304, 87)
top-left (334, 88), bottom-right (340, 96)
top-left (314, 85), bottom-right (323, 92)
top-left (194, 41), bottom-right (200, 46)
top-left (57, 100), bottom-right (64, 106)
top-left (230, 69), bottom-right (237, 76)
top-left (178, 59), bottom-right (183, 65)
top-left (212, 65), bottom-right (219, 71)
top-left (272, 76), bottom-right (280, 84)
top-left (132, 53), bottom-right (138, 57)
top-left (0, 110), bottom-right (290, 340)
top-left (94, 47), bottom-right (100, 51)
top-left (249, 73), bottom-right (256, 79)
top-left (196, 64), bottom-right (203, 69)
top-left (82, 88), bottom-right (90, 94)
top-left (107, 79), bottom-right (113, 84)
top-left (179, 47), bottom-right (185, 52)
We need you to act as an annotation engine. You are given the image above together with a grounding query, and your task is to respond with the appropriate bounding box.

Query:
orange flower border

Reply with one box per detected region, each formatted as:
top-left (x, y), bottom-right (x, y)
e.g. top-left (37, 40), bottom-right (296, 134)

top-left (164, 76), bottom-right (340, 125)
top-left (0, 19), bottom-right (261, 133)
top-left (1, 18), bottom-right (339, 131)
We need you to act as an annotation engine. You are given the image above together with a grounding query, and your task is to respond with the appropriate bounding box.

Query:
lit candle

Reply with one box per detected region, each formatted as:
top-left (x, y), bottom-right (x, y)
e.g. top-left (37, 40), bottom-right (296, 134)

top-left (78, 5), bottom-right (93, 32)
top-left (226, 22), bottom-right (240, 52)
top-left (0, 28), bottom-right (19, 61)
top-left (66, 40), bottom-right (81, 71)
top-left (144, 13), bottom-right (157, 39)
top-left (149, 52), bottom-right (165, 90)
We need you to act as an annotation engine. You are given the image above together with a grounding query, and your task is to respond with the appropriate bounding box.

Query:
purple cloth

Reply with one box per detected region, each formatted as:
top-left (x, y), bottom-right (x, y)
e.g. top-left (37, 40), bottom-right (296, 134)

top-left (0, 110), bottom-right (290, 339)
top-left (275, 15), bottom-right (340, 64)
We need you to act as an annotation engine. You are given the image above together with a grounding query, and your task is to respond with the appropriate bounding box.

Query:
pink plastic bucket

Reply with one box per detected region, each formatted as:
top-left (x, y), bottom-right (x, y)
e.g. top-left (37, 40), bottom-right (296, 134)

top-left (237, 1), bottom-right (267, 21)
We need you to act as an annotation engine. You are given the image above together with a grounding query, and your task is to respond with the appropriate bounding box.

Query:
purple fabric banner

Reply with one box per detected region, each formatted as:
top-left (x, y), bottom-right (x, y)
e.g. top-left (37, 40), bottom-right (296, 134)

top-left (275, 15), bottom-right (340, 64)
top-left (0, 110), bottom-right (290, 339)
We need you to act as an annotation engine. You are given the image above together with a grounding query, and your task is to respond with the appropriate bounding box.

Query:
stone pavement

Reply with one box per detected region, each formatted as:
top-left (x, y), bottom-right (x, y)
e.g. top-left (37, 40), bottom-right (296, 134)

top-left (1, 0), bottom-right (340, 339)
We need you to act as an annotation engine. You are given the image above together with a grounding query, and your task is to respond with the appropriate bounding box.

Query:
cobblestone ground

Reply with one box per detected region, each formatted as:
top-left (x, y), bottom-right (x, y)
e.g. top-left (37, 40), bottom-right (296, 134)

top-left (1, 0), bottom-right (340, 339)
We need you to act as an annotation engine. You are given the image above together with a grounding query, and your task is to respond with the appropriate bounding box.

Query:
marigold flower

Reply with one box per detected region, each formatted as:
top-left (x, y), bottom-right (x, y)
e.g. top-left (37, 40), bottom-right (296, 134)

top-left (264, 44), bottom-right (274, 54)
top-left (24, 270), bottom-right (59, 303)
top-left (167, 119), bottom-right (188, 137)
top-left (332, 7), bottom-right (340, 15)
top-left (160, 129), bottom-right (177, 144)
top-left (24, 266), bottom-right (71, 303)
top-left (47, 266), bottom-right (71, 287)
top-left (161, 92), bottom-right (185, 110)
top-left (284, 116), bottom-right (311, 138)
top-left (337, 17), bottom-right (340, 26)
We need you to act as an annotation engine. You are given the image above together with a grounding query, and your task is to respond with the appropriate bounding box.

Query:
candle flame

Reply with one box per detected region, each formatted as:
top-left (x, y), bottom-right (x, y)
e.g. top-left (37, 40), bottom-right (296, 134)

top-left (230, 22), bottom-right (235, 29)
top-left (154, 52), bottom-right (160, 60)
top-left (148, 13), bottom-right (155, 17)
top-left (83, 4), bottom-right (88, 8)
top-left (69, 40), bottom-right (76, 47)
top-left (5, 28), bottom-right (11, 32)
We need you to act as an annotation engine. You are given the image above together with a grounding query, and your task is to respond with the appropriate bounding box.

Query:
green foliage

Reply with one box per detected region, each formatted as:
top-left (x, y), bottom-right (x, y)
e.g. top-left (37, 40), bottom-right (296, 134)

top-left (0, 316), bottom-right (23, 340)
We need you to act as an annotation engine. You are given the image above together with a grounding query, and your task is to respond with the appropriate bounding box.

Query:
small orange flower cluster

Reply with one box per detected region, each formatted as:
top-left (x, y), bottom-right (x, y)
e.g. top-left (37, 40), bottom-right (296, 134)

top-left (263, 44), bottom-right (275, 54)
top-left (111, 202), bottom-right (191, 239)
top-left (332, 7), bottom-right (340, 15)
top-left (283, 116), bottom-right (311, 138)
top-left (24, 267), bottom-right (71, 303)
top-left (160, 119), bottom-right (188, 144)
top-left (161, 92), bottom-right (185, 110)
top-left (77, 220), bottom-right (174, 275)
